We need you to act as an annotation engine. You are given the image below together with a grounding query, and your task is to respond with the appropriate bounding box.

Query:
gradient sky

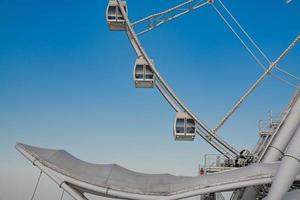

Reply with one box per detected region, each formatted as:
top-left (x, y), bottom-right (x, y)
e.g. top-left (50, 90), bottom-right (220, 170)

top-left (0, 0), bottom-right (299, 199)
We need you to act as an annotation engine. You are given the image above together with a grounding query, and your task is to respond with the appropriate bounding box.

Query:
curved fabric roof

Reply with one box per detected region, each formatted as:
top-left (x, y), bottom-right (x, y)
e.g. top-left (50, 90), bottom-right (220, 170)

top-left (16, 143), bottom-right (284, 199)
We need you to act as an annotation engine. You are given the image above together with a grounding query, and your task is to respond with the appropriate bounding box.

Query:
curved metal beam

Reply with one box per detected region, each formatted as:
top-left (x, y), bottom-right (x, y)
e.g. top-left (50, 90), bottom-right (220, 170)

top-left (116, 0), bottom-right (239, 157)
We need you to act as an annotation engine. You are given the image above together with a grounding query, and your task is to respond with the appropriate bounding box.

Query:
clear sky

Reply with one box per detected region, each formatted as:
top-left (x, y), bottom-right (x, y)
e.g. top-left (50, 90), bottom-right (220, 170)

top-left (0, 0), bottom-right (299, 199)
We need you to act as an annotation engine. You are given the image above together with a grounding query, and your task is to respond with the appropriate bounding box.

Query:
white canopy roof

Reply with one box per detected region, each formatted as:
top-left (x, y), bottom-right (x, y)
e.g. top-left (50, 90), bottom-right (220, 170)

top-left (16, 143), bottom-right (295, 200)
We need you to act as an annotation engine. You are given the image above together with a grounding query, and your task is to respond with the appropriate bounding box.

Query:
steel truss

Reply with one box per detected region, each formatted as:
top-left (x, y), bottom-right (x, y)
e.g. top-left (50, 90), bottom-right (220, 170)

top-left (131, 0), bottom-right (212, 36)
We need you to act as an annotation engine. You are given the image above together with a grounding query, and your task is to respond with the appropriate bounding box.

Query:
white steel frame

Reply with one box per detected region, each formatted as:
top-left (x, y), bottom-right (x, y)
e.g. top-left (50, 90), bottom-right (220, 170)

top-left (17, 143), bottom-right (300, 200)
top-left (18, 0), bottom-right (300, 199)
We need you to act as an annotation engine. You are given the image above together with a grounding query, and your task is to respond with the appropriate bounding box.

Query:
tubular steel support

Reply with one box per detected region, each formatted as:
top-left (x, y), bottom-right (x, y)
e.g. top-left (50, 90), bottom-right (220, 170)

top-left (260, 86), bottom-right (300, 162)
top-left (214, 35), bottom-right (300, 133)
top-left (232, 89), bottom-right (300, 200)
top-left (60, 190), bottom-right (65, 200)
top-left (30, 171), bottom-right (42, 200)
top-left (267, 124), bottom-right (300, 200)
top-left (17, 146), bottom-right (89, 200)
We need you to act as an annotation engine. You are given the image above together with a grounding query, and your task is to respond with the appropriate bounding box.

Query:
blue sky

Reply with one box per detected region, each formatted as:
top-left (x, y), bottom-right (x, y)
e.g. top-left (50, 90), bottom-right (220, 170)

top-left (0, 0), bottom-right (299, 199)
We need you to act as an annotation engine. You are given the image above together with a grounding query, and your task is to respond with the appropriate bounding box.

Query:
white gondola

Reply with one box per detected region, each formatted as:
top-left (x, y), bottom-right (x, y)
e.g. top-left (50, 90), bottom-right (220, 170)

top-left (106, 0), bottom-right (127, 31)
top-left (134, 57), bottom-right (155, 88)
top-left (173, 112), bottom-right (196, 141)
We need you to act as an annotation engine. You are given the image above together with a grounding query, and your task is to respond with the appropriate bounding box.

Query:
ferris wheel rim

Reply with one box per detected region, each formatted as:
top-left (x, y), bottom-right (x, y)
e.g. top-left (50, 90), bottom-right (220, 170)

top-left (112, 0), bottom-right (239, 157)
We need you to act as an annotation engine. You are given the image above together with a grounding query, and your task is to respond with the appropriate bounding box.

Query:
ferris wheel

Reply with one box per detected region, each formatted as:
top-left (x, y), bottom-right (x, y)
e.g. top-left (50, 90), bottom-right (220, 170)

top-left (105, 0), bottom-right (300, 162)
top-left (16, 1), bottom-right (300, 200)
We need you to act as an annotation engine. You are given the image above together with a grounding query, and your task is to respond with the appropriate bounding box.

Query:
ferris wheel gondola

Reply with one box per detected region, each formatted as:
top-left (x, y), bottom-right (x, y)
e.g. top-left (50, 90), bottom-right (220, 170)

top-left (134, 57), bottom-right (155, 88)
top-left (106, 0), bottom-right (127, 31)
top-left (174, 112), bottom-right (196, 141)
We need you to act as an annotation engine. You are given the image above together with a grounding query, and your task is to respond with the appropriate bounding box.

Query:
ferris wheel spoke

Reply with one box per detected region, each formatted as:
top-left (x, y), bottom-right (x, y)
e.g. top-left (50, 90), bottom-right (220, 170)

top-left (131, 0), bottom-right (212, 36)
